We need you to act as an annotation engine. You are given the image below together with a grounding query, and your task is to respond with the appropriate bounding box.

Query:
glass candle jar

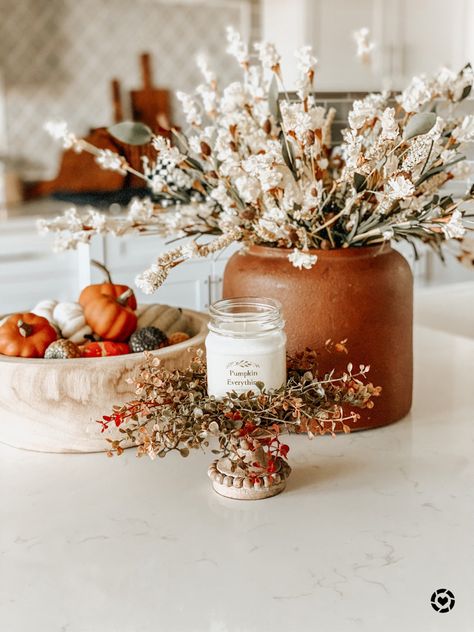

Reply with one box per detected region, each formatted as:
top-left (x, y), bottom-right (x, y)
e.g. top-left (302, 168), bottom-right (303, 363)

top-left (206, 297), bottom-right (287, 398)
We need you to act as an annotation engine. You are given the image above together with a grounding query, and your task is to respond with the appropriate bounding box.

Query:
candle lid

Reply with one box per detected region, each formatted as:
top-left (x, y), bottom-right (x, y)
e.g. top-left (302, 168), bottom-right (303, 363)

top-left (208, 297), bottom-right (285, 337)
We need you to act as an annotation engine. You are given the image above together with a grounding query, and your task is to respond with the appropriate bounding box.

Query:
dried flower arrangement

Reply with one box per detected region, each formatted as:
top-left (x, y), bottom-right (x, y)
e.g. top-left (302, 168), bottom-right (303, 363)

top-left (100, 346), bottom-right (380, 498)
top-left (40, 28), bottom-right (474, 294)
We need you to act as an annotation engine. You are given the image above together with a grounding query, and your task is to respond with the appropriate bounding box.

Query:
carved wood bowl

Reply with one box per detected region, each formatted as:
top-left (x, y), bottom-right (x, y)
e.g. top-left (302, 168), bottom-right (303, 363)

top-left (0, 309), bottom-right (208, 453)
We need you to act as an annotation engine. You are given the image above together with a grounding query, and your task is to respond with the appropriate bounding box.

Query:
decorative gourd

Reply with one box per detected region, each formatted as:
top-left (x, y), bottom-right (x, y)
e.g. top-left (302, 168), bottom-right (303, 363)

top-left (44, 339), bottom-right (82, 359)
top-left (83, 289), bottom-right (137, 342)
top-left (53, 302), bottom-right (92, 343)
top-left (168, 331), bottom-right (190, 346)
top-left (79, 260), bottom-right (137, 310)
top-left (31, 299), bottom-right (60, 333)
top-left (0, 313), bottom-right (57, 358)
top-left (81, 341), bottom-right (130, 357)
top-left (136, 304), bottom-right (190, 335)
top-left (129, 326), bottom-right (168, 353)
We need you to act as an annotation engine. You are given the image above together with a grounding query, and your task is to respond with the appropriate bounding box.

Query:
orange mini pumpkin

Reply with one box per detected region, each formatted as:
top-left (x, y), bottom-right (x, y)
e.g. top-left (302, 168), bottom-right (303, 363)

top-left (0, 313), bottom-right (58, 358)
top-left (83, 289), bottom-right (137, 342)
top-left (79, 282), bottom-right (137, 311)
top-left (78, 260), bottom-right (137, 310)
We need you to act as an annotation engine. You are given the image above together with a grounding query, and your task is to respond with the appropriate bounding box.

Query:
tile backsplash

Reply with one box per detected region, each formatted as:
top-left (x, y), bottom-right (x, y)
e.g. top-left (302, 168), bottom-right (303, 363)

top-left (0, 0), bottom-right (260, 181)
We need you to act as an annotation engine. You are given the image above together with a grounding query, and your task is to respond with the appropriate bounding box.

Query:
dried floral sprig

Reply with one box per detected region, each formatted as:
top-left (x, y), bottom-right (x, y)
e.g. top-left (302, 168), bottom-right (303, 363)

top-left (353, 27), bottom-right (375, 64)
top-left (101, 348), bottom-right (381, 465)
top-left (42, 30), bottom-right (474, 294)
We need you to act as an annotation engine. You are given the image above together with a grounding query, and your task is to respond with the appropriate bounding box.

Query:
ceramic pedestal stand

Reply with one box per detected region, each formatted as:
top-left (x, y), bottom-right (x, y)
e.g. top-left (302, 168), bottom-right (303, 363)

top-left (207, 438), bottom-right (291, 500)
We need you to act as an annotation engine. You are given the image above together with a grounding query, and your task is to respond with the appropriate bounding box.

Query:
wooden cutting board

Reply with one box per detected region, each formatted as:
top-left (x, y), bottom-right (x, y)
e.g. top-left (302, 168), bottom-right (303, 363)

top-left (131, 53), bottom-right (171, 133)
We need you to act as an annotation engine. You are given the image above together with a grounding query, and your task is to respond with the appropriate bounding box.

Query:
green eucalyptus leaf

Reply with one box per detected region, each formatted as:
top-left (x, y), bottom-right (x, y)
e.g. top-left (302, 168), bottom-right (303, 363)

top-left (184, 156), bottom-right (204, 172)
top-left (172, 129), bottom-right (189, 154)
top-left (280, 132), bottom-right (297, 178)
top-left (353, 172), bottom-right (366, 192)
top-left (403, 112), bottom-right (437, 141)
top-left (268, 75), bottom-right (281, 122)
top-left (108, 121), bottom-right (153, 145)
top-left (439, 195), bottom-right (453, 209)
top-left (460, 84), bottom-right (472, 101)
top-left (415, 154), bottom-right (465, 186)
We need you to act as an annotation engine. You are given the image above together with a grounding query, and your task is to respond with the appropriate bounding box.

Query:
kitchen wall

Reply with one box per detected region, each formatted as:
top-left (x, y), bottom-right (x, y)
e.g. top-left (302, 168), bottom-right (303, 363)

top-left (0, 0), bottom-right (261, 182)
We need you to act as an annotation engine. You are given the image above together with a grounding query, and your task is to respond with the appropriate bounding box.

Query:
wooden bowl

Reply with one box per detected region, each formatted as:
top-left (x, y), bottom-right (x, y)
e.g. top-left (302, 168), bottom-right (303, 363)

top-left (0, 309), bottom-right (208, 453)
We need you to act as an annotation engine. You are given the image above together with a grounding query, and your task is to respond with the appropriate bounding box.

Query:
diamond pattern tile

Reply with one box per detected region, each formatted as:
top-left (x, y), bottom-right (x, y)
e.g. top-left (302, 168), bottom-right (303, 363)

top-left (0, 0), bottom-right (260, 180)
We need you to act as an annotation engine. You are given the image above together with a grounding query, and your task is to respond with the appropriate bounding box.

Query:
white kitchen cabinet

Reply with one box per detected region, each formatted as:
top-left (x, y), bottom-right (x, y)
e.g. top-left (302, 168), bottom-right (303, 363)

top-left (0, 210), bottom-right (238, 314)
top-left (0, 217), bottom-right (80, 314)
top-left (263, 0), bottom-right (474, 91)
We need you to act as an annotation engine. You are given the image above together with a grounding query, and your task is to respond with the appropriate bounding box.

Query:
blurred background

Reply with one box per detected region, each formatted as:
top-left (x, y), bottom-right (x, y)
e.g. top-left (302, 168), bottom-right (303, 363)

top-left (0, 0), bottom-right (473, 313)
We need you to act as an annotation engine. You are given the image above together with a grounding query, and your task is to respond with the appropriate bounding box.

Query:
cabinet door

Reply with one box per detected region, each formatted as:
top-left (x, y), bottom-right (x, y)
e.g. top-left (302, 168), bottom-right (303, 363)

top-left (263, 0), bottom-right (472, 91)
top-left (0, 219), bottom-right (79, 314)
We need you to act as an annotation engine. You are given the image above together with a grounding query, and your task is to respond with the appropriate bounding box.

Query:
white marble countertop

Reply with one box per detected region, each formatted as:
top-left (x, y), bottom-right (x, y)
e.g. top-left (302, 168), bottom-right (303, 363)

top-left (1, 320), bottom-right (474, 630)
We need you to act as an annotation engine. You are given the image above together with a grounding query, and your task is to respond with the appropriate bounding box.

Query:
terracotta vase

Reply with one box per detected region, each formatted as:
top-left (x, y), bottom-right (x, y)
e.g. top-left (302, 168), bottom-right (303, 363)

top-left (222, 244), bottom-right (413, 430)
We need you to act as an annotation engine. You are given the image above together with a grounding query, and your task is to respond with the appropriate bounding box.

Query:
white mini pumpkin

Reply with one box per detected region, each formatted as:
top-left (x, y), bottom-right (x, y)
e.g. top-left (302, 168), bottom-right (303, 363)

top-left (31, 299), bottom-right (60, 333)
top-left (53, 302), bottom-right (92, 343)
top-left (136, 304), bottom-right (190, 335)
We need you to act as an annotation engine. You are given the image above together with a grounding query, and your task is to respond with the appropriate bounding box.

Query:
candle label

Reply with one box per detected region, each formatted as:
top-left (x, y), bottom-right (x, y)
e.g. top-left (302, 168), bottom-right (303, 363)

top-left (207, 353), bottom-right (286, 396)
top-left (226, 359), bottom-right (262, 390)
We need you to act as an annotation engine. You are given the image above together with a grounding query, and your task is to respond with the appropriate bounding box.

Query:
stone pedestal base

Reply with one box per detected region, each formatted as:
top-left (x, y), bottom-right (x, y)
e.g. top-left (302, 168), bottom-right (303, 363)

top-left (208, 456), bottom-right (291, 500)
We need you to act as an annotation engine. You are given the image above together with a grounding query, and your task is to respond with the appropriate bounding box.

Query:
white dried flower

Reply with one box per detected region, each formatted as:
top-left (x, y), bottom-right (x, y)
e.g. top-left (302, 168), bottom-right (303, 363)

top-left (135, 264), bottom-right (169, 295)
top-left (181, 241), bottom-right (200, 259)
top-left (210, 181), bottom-right (235, 212)
top-left (438, 64), bottom-right (474, 101)
top-left (288, 249), bottom-right (318, 270)
top-left (254, 41), bottom-right (281, 71)
top-left (220, 82), bottom-right (246, 113)
top-left (295, 46), bottom-right (317, 75)
top-left (441, 210), bottom-right (465, 239)
top-left (453, 115), bottom-right (474, 143)
top-left (89, 210), bottom-right (108, 231)
top-left (380, 107), bottom-right (399, 140)
top-left (196, 54), bottom-right (216, 85)
top-left (435, 67), bottom-right (457, 92)
top-left (387, 175), bottom-right (415, 199)
top-left (152, 136), bottom-right (169, 152)
top-left (348, 99), bottom-right (377, 130)
top-left (242, 153), bottom-right (273, 177)
top-left (196, 84), bottom-right (217, 114)
top-left (295, 76), bottom-right (310, 101)
top-left (95, 149), bottom-right (126, 174)
top-left (280, 102), bottom-right (316, 142)
top-left (259, 168), bottom-right (282, 191)
top-left (397, 75), bottom-right (433, 112)
top-left (226, 26), bottom-right (249, 67)
top-left (176, 91), bottom-right (201, 126)
top-left (44, 120), bottom-right (78, 150)
top-left (235, 175), bottom-right (260, 203)
top-left (128, 198), bottom-right (154, 222)
top-left (353, 27), bottom-right (375, 64)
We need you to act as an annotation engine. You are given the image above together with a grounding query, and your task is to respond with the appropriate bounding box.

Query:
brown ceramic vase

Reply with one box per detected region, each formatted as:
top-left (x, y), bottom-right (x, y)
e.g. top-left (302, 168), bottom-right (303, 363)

top-left (222, 244), bottom-right (413, 430)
